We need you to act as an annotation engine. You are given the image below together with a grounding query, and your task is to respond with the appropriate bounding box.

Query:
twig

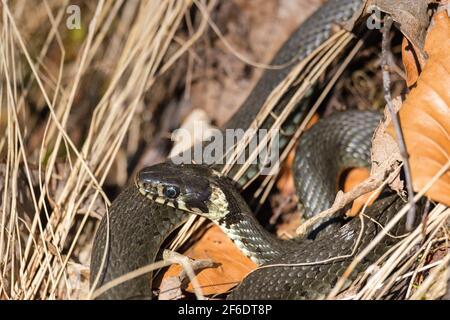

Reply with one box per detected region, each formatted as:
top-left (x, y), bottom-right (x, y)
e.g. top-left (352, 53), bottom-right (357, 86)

top-left (296, 179), bottom-right (379, 237)
top-left (296, 165), bottom-right (401, 237)
top-left (90, 250), bottom-right (216, 300)
top-left (381, 16), bottom-right (416, 231)
top-left (159, 250), bottom-right (216, 300)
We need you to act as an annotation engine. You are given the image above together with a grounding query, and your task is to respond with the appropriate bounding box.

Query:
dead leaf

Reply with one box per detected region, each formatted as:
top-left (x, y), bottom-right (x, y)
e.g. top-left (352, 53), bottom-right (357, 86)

top-left (338, 111), bottom-right (405, 217)
top-left (159, 276), bottom-right (184, 300)
top-left (371, 100), bottom-right (404, 194)
top-left (276, 113), bottom-right (319, 196)
top-left (161, 225), bottom-right (256, 296)
top-left (371, 0), bottom-right (429, 51)
top-left (349, 0), bottom-right (430, 52)
top-left (342, 167), bottom-right (374, 216)
top-left (345, 0), bottom-right (431, 61)
top-left (387, 11), bottom-right (450, 206)
top-left (276, 149), bottom-right (296, 196)
top-left (402, 37), bottom-right (426, 87)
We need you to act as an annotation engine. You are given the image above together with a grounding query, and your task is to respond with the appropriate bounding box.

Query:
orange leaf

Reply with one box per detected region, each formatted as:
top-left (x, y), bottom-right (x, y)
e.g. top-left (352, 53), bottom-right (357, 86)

top-left (276, 149), bottom-right (296, 196)
top-left (161, 225), bottom-right (256, 296)
top-left (387, 11), bottom-right (450, 206)
top-left (402, 37), bottom-right (425, 87)
top-left (341, 167), bottom-right (380, 216)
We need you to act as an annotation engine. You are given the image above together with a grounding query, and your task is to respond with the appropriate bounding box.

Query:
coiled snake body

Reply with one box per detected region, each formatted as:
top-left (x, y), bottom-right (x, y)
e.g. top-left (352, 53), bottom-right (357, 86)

top-left (90, 0), bottom-right (415, 299)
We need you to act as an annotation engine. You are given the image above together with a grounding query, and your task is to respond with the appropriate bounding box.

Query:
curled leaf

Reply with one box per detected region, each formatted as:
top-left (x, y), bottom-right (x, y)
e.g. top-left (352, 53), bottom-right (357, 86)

top-left (345, 0), bottom-right (430, 56)
top-left (387, 11), bottom-right (450, 206)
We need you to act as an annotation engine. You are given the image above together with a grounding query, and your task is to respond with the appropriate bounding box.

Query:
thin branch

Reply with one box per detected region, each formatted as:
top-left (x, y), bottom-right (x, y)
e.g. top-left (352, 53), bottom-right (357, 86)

top-left (381, 16), bottom-right (416, 231)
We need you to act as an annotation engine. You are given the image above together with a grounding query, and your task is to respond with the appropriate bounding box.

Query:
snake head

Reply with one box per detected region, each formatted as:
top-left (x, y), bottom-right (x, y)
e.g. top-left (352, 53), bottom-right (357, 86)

top-left (136, 163), bottom-right (229, 219)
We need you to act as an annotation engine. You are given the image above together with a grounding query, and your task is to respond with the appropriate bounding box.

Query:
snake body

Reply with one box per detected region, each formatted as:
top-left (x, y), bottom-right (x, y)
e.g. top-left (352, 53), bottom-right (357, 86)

top-left (90, 0), bottom-right (415, 299)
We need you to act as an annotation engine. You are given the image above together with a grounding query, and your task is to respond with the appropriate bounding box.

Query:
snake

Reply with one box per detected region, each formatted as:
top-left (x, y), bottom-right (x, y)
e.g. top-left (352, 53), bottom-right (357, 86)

top-left (89, 0), bottom-right (418, 299)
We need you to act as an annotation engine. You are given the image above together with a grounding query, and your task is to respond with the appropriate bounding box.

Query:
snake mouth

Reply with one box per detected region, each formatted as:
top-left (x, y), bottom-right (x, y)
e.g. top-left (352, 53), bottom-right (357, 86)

top-left (137, 185), bottom-right (180, 211)
top-left (135, 178), bottom-right (173, 209)
top-left (137, 185), bottom-right (158, 201)
top-left (136, 180), bottom-right (171, 205)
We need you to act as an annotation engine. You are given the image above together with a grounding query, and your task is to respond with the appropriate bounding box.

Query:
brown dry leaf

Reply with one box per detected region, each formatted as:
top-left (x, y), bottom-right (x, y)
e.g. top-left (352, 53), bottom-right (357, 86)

top-left (371, 100), bottom-right (404, 194)
top-left (387, 11), bottom-right (450, 206)
top-left (347, 0), bottom-right (430, 52)
top-left (159, 276), bottom-right (184, 300)
top-left (162, 225), bottom-right (256, 296)
top-left (276, 113), bottom-right (319, 196)
top-left (342, 167), bottom-right (377, 216)
top-left (276, 149), bottom-right (297, 196)
top-left (402, 37), bottom-right (426, 87)
top-left (345, 0), bottom-right (430, 56)
top-left (370, 0), bottom-right (429, 51)
top-left (343, 167), bottom-right (371, 192)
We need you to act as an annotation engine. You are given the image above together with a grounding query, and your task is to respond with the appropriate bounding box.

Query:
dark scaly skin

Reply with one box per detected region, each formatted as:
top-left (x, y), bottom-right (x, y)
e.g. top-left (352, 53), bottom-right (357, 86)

top-left (88, 0), bottom-right (390, 299)
top-left (215, 112), bottom-right (412, 299)
top-left (90, 111), bottom-right (414, 300)
top-left (90, 187), bottom-right (188, 299)
top-left (228, 194), bottom-right (407, 300)
top-left (203, 111), bottom-right (387, 266)
top-left (120, 112), bottom-right (413, 300)
top-left (295, 111), bottom-right (383, 218)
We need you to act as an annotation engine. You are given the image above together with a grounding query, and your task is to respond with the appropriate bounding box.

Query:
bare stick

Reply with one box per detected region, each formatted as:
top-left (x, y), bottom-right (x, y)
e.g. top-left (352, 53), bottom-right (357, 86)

top-left (381, 16), bottom-right (416, 231)
top-left (162, 250), bottom-right (216, 300)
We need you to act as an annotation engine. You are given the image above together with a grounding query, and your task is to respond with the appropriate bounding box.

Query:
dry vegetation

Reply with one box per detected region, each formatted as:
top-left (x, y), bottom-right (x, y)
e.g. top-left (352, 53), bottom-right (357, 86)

top-left (0, 0), bottom-right (448, 300)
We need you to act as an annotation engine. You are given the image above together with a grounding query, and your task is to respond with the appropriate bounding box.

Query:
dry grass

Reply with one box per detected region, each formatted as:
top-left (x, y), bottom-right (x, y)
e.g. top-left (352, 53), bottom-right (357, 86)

top-left (0, 0), bottom-right (448, 300)
top-left (332, 161), bottom-right (450, 300)
top-left (0, 0), bottom-right (214, 299)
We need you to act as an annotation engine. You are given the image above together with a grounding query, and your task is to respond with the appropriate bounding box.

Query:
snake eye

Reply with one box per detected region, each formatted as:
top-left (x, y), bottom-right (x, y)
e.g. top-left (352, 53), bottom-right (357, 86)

top-left (163, 186), bottom-right (179, 199)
